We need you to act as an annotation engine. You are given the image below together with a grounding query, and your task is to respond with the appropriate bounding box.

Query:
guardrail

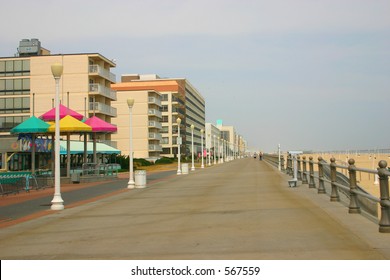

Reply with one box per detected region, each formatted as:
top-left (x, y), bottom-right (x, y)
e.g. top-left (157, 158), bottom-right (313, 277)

top-left (284, 155), bottom-right (390, 233)
top-left (263, 153), bottom-right (285, 171)
top-left (0, 171), bottom-right (41, 196)
top-left (81, 163), bottom-right (119, 177)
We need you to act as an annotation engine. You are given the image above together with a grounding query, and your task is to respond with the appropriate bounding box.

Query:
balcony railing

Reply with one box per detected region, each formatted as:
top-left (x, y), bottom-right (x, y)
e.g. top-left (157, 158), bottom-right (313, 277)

top-left (89, 65), bottom-right (116, 83)
top-left (148, 97), bottom-right (162, 107)
top-left (148, 121), bottom-right (162, 130)
top-left (148, 109), bottom-right (162, 119)
top-left (149, 144), bottom-right (163, 151)
top-left (89, 83), bottom-right (117, 101)
top-left (149, 133), bottom-right (162, 141)
top-left (89, 102), bottom-right (117, 117)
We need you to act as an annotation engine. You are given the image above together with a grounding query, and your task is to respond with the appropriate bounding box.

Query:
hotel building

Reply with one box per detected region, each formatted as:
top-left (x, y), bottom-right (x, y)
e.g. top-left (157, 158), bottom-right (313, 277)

top-left (0, 39), bottom-right (117, 170)
top-left (112, 74), bottom-right (206, 159)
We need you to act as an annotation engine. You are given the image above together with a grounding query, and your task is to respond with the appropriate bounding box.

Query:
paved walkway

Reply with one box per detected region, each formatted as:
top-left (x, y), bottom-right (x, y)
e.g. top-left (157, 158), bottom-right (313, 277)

top-left (0, 158), bottom-right (389, 259)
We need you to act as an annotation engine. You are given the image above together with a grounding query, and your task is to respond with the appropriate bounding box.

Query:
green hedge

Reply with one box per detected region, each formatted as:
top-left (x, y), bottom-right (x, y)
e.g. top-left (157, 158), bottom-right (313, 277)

top-left (155, 157), bottom-right (174, 165)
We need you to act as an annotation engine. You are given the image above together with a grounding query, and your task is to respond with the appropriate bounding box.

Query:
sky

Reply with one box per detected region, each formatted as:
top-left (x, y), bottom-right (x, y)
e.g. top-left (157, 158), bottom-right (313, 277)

top-left (1, 0), bottom-right (390, 152)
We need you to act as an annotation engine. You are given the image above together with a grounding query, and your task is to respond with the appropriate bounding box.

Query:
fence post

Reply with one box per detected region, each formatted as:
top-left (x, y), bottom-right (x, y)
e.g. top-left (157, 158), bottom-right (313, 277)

top-left (287, 154), bottom-right (292, 175)
top-left (309, 156), bottom-right (316, 188)
top-left (318, 156), bottom-right (326, 194)
top-left (377, 160), bottom-right (390, 233)
top-left (330, 157), bottom-right (340, 202)
top-left (297, 156), bottom-right (302, 181)
top-left (302, 156), bottom-right (308, 184)
top-left (348, 158), bottom-right (361, 214)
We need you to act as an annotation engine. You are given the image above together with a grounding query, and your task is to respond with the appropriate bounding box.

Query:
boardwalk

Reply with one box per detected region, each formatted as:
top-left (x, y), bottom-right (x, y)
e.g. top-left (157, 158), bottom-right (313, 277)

top-left (0, 158), bottom-right (389, 259)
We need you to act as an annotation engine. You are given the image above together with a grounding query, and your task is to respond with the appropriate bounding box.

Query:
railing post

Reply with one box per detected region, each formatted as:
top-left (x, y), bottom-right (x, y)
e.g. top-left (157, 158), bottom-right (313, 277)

top-left (330, 157), bottom-right (340, 202)
top-left (281, 155), bottom-right (285, 171)
top-left (302, 156), bottom-right (308, 184)
top-left (348, 158), bottom-right (361, 214)
top-left (287, 154), bottom-right (292, 175)
top-left (377, 160), bottom-right (390, 233)
top-left (317, 156), bottom-right (326, 194)
top-left (297, 156), bottom-right (302, 181)
top-left (309, 156), bottom-right (316, 188)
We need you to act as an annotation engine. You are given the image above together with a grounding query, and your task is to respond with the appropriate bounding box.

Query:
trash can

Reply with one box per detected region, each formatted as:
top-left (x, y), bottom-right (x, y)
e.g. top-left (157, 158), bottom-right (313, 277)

top-left (181, 163), bottom-right (189, 174)
top-left (71, 172), bottom-right (80, 184)
top-left (135, 170), bottom-right (147, 188)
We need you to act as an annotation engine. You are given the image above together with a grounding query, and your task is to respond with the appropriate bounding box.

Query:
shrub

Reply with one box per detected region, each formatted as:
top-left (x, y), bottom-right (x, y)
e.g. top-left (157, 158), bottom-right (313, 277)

top-left (155, 157), bottom-right (174, 165)
top-left (134, 158), bottom-right (153, 166)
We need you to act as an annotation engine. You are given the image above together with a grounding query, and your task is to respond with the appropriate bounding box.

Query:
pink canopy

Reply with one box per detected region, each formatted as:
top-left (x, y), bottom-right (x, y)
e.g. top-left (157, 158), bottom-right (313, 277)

top-left (84, 116), bottom-right (117, 132)
top-left (40, 104), bottom-right (84, 121)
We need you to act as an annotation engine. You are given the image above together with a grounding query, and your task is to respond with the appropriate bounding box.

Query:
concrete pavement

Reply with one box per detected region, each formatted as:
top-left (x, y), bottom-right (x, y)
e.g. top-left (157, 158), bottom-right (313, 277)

top-left (0, 158), bottom-right (389, 259)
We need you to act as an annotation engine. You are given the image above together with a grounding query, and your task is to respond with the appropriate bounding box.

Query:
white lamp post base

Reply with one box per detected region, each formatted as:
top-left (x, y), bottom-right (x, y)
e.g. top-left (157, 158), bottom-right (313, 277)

top-left (127, 180), bottom-right (135, 189)
top-left (51, 195), bottom-right (64, 210)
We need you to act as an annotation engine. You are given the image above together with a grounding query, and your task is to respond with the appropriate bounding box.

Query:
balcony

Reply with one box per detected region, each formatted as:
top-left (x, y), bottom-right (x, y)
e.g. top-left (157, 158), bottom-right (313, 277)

top-left (89, 65), bottom-right (116, 83)
top-left (89, 102), bottom-right (117, 117)
top-left (148, 121), bottom-right (162, 130)
top-left (89, 84), bottom-right (117, 101)
top-left (148, 97), bottom-right (162, 107)
top-left (149, 144), bottom-right (163, 151)
top-left (149, 133), bottom-right (162, 141)
top-left (148, 109), bottom-right (162, 119)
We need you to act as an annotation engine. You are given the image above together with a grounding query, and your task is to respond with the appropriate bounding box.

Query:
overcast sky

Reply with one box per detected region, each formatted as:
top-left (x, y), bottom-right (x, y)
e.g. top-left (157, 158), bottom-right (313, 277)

top-left (1, 0), bottom-right (389, 152)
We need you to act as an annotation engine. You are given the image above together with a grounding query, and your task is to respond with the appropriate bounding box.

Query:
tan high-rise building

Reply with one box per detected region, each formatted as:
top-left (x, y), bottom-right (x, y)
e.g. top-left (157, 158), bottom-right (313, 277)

top-left (112, 74), bottom-right (205, 159)
top-left (0, 39), bottom-right (117, 170)
top-left (111, 88), bottom-right (163, 160)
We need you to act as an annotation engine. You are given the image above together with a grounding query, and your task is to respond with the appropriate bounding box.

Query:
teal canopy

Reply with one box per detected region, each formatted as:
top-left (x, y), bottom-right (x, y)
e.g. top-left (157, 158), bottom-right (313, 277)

top-left (10, 116), bottom-right (50, 134)
top-left (60, 140), bottom-right (120, 155)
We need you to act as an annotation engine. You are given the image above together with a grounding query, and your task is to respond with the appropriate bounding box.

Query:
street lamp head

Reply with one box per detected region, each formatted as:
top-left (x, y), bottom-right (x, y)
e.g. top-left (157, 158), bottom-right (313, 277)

top-left (191, 124), bottom-right (194, 131)
top-left (176, 117), bottom-right (181, 124)
top-left (127, 98), bottom-right (134, 108)
top-left (51, 63), bottom-right (63, 79)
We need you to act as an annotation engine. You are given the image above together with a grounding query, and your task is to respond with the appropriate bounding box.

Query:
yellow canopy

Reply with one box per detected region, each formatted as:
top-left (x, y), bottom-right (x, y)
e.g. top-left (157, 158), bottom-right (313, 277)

top-left (48, 115), bottom-right (92, 133)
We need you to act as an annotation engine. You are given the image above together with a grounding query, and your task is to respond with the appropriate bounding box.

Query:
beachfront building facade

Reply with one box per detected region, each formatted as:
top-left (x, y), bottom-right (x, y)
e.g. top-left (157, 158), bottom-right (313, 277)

top-left (111, 88), bottom-right (163, 160)
top-left (0, 39), bottom-right (117, 170)
top-left (112, 74), bottom-right (206, 159)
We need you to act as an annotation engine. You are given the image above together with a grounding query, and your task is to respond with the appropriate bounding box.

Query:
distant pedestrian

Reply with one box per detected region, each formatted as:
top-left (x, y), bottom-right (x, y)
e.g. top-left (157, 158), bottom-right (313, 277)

top-left (259, 152), bottom-right (263, 161)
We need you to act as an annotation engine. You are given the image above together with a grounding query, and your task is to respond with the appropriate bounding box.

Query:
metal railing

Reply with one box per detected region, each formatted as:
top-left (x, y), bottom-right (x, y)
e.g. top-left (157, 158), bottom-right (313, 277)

top-left (89, 65), bottom-right (116, 83)
top-left (81, 163), bottom-right (119, 177)
top-left (285, 155), bottom-right (390, 233)
top-left (89, 83), bottom-right (117, 100)
top-left (263, 153), bottom-right (285, 171)
top-left (89, 102), bottom-right (117, 117)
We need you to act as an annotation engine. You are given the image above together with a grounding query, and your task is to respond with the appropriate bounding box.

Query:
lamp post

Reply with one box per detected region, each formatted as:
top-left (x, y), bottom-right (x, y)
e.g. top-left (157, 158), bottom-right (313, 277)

top-left (177, 117), bottom-right (182, 175)
top-left (200, 129), bottom-right (204, 168)
top-left (191, 124), bottom-right (195, 171)
top-left (221, 139), bottom-right (225, 163)
top-left (51, 63), bottom-right (64, 211)
top-left (213, 135), bottom-right (216, 165)
top-left (207, 133), bottom-right (211, 166)
top-left (127, 98), bottom-right (135, 188)
top-left (218, 137), bottom-right (221, 164)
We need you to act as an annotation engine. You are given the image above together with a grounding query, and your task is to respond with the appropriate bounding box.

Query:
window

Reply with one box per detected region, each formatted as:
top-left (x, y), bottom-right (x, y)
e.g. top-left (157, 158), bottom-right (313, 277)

top-left (0, 59), bottom-right (30, 77)
top-left (0, 78), bottom-right (30, 96)
top-left (0, 115), bottom-right (28, 131)
top-left (0, 97), bottom-right (30, 114)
